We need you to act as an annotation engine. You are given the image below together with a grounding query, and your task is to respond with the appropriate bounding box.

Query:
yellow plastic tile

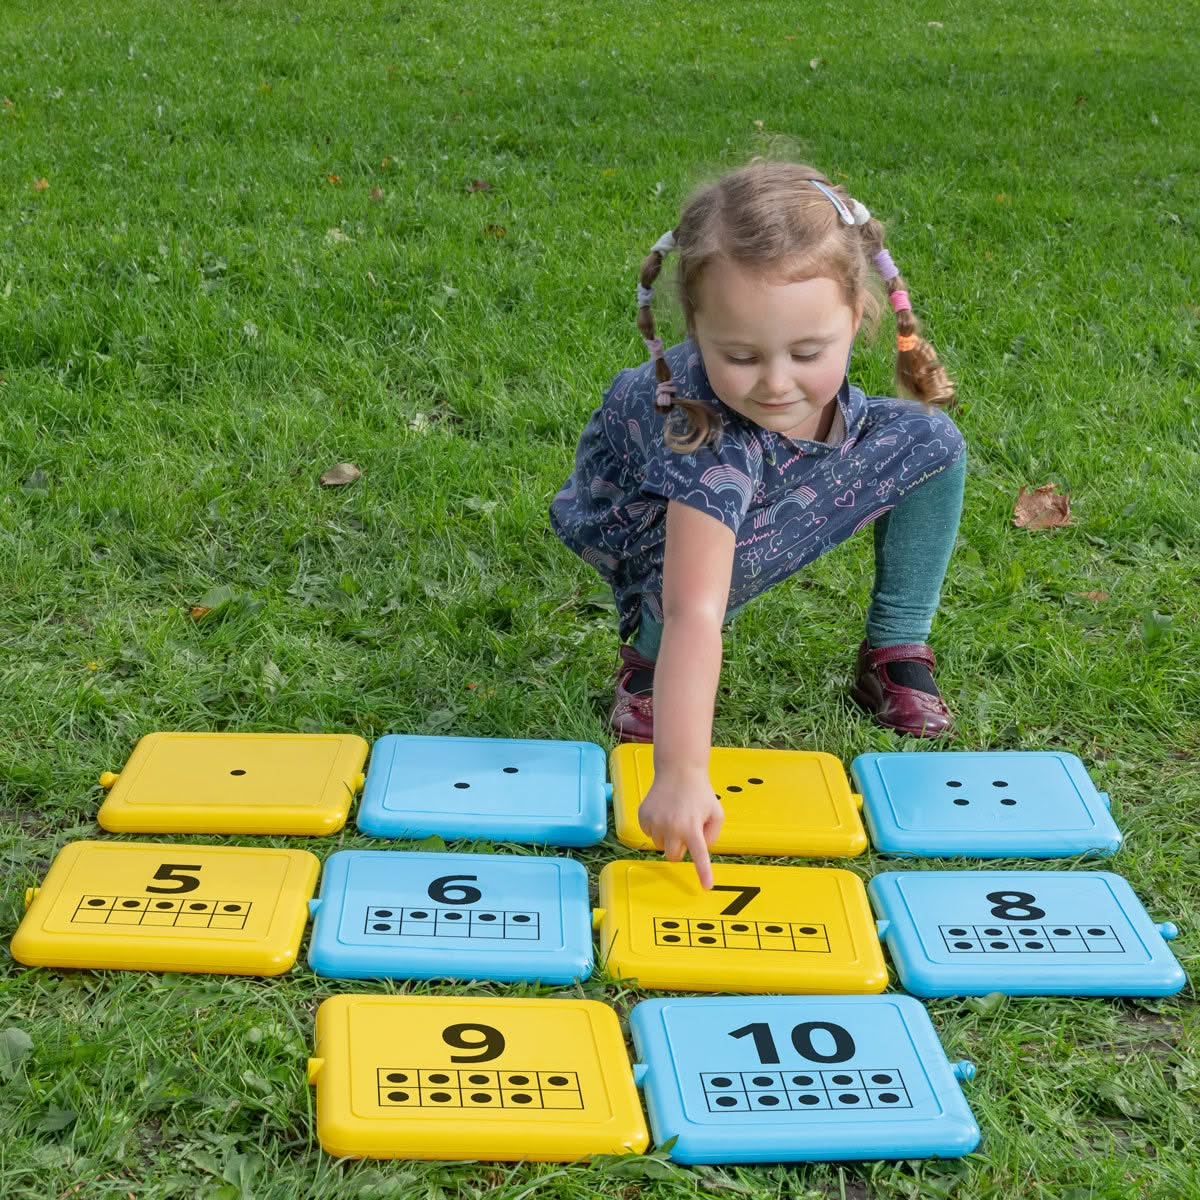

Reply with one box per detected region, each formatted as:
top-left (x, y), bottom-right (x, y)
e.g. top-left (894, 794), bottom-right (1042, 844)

top-left (596, 860), bottom-right (887, 994)
top-left (97, 732), bottom-right (369, 835)
top-left (308, 994), bottom-right (649, 1161)
top-left (12, 841), bottom-right (319, 976)
top-left (610, 745), bottom-right (866, 857)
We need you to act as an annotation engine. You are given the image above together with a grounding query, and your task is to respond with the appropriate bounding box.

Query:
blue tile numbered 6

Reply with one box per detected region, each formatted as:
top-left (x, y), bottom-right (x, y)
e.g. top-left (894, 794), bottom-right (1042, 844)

top-left (630, 995), bottom-right (980, 1164)
top-left (869, 870), bottom-right (1185, 997)
top-left (358, 735), bottom-right (609, 846)
top-left (308, 851), bottom-right (593, 984)
top-left (852, 751), bottom-right (1122, 858)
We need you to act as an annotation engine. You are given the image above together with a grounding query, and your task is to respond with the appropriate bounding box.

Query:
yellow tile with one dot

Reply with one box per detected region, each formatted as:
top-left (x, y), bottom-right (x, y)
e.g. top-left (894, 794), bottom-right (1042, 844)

top-left (11, 840), bottom-right (319, 976)
top-left (97, 731), bottom-right (368, 835)
top-left (610, 744), bottom-right (866, 857)
top-left (596, 859), bottom-right (887, 994)
top-left (308, 994), bottom-right (649, 1161)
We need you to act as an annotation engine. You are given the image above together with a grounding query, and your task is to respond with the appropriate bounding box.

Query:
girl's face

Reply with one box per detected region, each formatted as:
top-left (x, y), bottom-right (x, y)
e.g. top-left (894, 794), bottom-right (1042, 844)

top-left (691, 257), bottom-right (863, 440)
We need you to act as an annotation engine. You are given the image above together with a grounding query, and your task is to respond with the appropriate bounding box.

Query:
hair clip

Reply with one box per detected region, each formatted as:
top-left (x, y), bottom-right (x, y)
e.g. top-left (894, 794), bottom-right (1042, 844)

top-left (810, 180), bottom-right (871, 226)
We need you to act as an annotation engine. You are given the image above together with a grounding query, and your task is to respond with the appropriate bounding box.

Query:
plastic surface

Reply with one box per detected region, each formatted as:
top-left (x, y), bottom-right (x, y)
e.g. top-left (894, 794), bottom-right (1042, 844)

top-left (611, 745), bottom-right (866, 857)
top-left (597, 861), bottom-right (887, 994)
top-left (631, 995), bottom-right (980, 1163)
top-left (869, 870), bottom-right (1187, 997)
top-left (96, 731), bottom-right (368, 836)
top-left (357, 735), bottom-right (607, 846)
top-left (307, 850), bottom-right (593, 984)
top-left (852, 750), bottom-right (1122, 858)
top-left (11, 840), bottom-right (319, 975)
top-left (308, 994), bottom-right (648, 1161)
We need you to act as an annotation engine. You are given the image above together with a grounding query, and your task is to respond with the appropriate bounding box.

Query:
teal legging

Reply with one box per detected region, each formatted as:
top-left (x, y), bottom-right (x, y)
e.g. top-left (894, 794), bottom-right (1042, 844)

top-left (634, 451), bottom-right (966, 657)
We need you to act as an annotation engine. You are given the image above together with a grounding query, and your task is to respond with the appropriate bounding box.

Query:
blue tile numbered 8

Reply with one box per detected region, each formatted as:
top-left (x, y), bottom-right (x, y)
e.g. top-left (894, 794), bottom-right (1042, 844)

top-left (852, 751), bottom-right (1122, 858)
top-left (358, 735), bottom-right (609, 846)
top-left (308, 851), bottom-right (593, 984)
top-left (869, 870), bottom-right (1185, 997)
top-left (630, 995), bottom-right (980, 1164)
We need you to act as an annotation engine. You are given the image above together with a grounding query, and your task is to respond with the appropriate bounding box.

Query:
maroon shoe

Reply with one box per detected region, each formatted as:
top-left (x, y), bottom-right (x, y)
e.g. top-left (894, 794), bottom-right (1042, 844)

top-left (609, 644), bottom-right (655, 743)
top-left (850, 640), bottom-right (954, 737)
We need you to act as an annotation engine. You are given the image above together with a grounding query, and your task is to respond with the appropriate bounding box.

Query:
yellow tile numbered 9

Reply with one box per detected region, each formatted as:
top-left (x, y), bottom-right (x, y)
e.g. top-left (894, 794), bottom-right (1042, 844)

top-left (97, 732), bottom-right (368, 835)
top-left (12, 841), bottom-right (319, 976)
top-left (596, 860), bottom-right (887, 994)
top-left (308, 995), bottom-right (649, 1161)
top-left (610, 745), bottom-right (866, 857)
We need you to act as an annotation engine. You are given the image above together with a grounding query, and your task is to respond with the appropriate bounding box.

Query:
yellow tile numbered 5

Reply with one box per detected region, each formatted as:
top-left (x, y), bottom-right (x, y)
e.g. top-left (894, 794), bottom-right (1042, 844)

top-left (610, 745), bottom-right (866, 857)
top-left (97, 732), bottom-right (368, 835)
top-left (308, 995), bottom-right (649, 1161)
top-left (596, 860), bottom-right (887, 994)
top-left (12, 841), bottom-right (319, 975)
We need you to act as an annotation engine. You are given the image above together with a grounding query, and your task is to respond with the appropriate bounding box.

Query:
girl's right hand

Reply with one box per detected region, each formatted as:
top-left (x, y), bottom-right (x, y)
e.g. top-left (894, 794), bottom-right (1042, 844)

top-left (637, 768), bottom-right (725, 890)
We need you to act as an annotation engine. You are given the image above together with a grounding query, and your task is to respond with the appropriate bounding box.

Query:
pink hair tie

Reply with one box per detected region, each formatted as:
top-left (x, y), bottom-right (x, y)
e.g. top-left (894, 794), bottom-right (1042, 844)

top-left (644, 336), bottom-right (666, 361)
top-left (888, 290), bottom-right (912, 313)
top-left (873, 249), bottom-right (900, 282)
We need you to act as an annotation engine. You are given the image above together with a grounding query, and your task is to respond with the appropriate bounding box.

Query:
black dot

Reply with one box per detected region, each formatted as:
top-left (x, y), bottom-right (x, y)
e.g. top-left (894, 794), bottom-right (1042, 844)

top-left (511, 1093), bottom-right (532, 1104)
top-left (661, 921), bottom-right (680, 929)
top-left (410, 910), bottom-right (429, 919)
top-left (429, 1074), bottom-right (449, 1084)
top-left (1026, 941), bottom-right (1045, 949)
top-left (954, 941), bottom-right (973, 949)
top-left (155, 901), bottom-right (172, 909)
top-left (502, 767), bottom-right (518, 774)
top-left (716, 1096), bottom-right (738, 1107)
top-left (88, 899), bottom-right (106, 906)
top-left (792, 1075), bottom-right (813, 1086)
top-left (871, 1074), bottom-right (893, 1084)
top-left (470, 1092), bottom-right (492, 1103)
top-left (375, 909), bottom-right (394, 918)
top-left (878, 1092), bottom-right (900, 1103)
top-left (698, 936), bottom-right (717, 944)
top-left (731, 923), bottom-right (749, 932)
top-left (547, 1076), bottom-right (569, 1086)
top-left (798, 926), bottom-right (818, 935)
top-left (710, 1077), bottom-right (733, 1087)
top-left (727, 785), bottom-right (742, 793)
top-left (230, 769), bottom-right (246, 776)
top-left (122, 900), bottom-right (140, 908)
top-left (1053, 928), bottom-right (1072, 936)
top-left (832, 1074), bottom-right (853, 1085)
top-left (798, 1094), bottom-right (820, 1105)
top-left (946, 780), bottom-right (962, 788)
top-left (948, 927), bottom-right (967, 936)
top-left (189, 903), bottom-right (205, 911)
top-left (468, 1074), bottom-right (489, 1084)
top-left (990, 941), bottom-right (1010, 950)
top-left (752, 1076), bottom-right (776, 1087)
top-left (696, 922), bottom-right (715, 930)
top-left (757, 1095), bottom-right (780, 1106)
top-left (223, 904), bottom-right (240, 912)
top-left (765, 925), bottom-right (783, 933)
top-left (512, 914), bottom-right (531, 923)
top-left (1019, 928), bottom-right (1038, 936)
top-left (430, 1092), bottom-right (452, 1103)
top-left (478, 913), bottom-right (497, 922)
top-left (387, 1091), bottom-right (408, 1102)
top-left (1088, 928), bottom-right (1106, 936)
top-left (663, 934), bottom-right (680, 943)
top-left (1001, 798), bottom-right (1017, 806)
top-left (444, 912), bottom-right (463, 920)
top-left (507, 1075), bottom-right (529, 1086)
top-left (454, 782), bottom-right (469, 789)
top-left (984, 928), bottom-right (1003, 936)
top-left (748, 778), bottom-right (764, 785)
top-left (372, 923), bottom-right (391, 932)
top-left (992, 780), bottom-right (1008, 788)
top-left (838, 1094), bottom-right (861, 1105)
top-left (953, 798), bottom-right (969, 806)
top-left (386, 1072), bottom-right (408, 1083)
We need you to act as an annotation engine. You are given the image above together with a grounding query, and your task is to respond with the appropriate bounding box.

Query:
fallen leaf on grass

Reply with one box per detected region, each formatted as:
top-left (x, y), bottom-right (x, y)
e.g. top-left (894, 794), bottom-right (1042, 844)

top-left (188, 584), bottom-right (235, 621)
top-left (466, 178), bottom-right (491, 192)
top-left (485, 223), bottom-right (505, 238)
top-left (369, 186), bottom-right (383, 202)
top-left (33, 177), bottom-right (49, 192)
top-left (1074, 590), bottom-right (1109, 602)
top-left (1013, 483), bottom-right (1071, 529)
top-left (319, 462), bottom-right (362, 487)
top-left (326, 173), bottom-right (342, 185)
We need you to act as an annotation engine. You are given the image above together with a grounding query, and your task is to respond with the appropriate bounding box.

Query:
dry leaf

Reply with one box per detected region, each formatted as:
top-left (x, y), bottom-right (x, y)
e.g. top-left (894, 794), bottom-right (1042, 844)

top-left (1074, 591), bottom-right (1109, 602)
top-left (784, 34), bottom-right (796, 40)
top-left (466, 179), bottom-right (491, 192)
top-left (326, 173), bottom-right (342, 185)
top-left (1013, 483), bottom-right (1072, 529)
top-left (369, 186), bottom-right (383, 202)
top-left (319, 462), bottom-right (362, 487)
top-left (381, 156), bottom-right (394, 169)
top-left (485, 224), bottom-right (506, 238)
top-left (33, 177), bottom-right (49, 192)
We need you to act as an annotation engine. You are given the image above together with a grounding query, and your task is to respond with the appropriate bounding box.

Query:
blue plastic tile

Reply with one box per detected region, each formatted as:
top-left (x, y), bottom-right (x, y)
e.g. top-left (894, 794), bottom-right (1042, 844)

top-left (357, 735), bottom-right (608, 846)
top-left (308, 850), bottom-right (593, 984)
top-left (630, 995), bottom-right (980, 1164)
top-left (852, 751), bottom-right (1122, 858)
top-left (870, 870), bottom-right (1185, 997)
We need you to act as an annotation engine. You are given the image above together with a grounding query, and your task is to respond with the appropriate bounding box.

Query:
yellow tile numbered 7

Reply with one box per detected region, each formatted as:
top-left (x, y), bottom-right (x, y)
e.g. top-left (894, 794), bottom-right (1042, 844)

top-left (11, 841), bottom-right (319, 976)
top-left (610, 745), bottom-right (866, 857)
top-left (308, 995), bottom-right (649, 1161)
top-left (97, 732), bottom-right (368, 835)
top-left (596, 860), bottom-right (887, 994)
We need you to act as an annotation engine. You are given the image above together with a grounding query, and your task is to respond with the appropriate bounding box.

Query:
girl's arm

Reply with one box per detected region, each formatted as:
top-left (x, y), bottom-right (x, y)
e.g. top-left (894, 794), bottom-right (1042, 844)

top-left (637, 499), bottom-right (735, 889)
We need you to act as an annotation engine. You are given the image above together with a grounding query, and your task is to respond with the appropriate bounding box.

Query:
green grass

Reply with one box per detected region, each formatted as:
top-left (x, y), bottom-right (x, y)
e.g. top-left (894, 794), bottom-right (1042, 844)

top-left (1, 0), bottom-right (1198, 1196)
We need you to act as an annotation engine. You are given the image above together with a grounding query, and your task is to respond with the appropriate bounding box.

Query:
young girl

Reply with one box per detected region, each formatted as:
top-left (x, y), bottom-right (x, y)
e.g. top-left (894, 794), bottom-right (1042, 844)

top-left (550, 161), bottom-right (966, 886)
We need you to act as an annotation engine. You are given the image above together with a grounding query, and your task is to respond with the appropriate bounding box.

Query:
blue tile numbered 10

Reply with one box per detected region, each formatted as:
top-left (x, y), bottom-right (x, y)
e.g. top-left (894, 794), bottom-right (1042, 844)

top-left (852, 751), bottom-right (1122, 858)
top-left (308, 851), bottom-right (593, 984)
top-left (357, 736), bottom-right (609, 846)
top-left (869, 870), bottom-right (1185, 997)
top-left (630, 995), bottom-right (980, 1164)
